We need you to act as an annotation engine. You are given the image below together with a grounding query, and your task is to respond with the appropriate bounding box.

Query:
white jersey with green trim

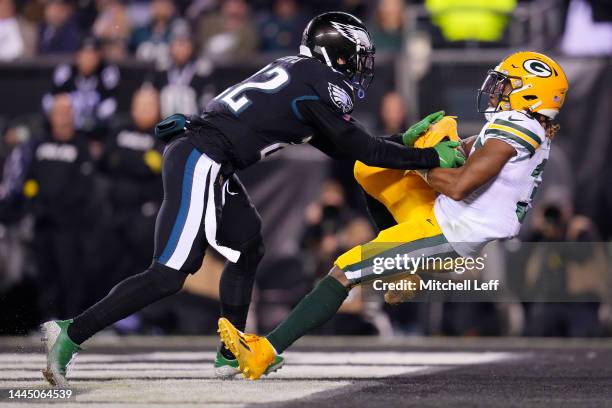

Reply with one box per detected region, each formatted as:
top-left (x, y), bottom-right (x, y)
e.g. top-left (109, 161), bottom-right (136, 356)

top-left (433, 110), bottom-right (550, 257)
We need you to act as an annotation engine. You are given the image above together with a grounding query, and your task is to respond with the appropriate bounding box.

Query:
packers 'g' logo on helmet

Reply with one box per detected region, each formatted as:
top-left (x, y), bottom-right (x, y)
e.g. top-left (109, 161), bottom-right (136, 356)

top-left (477, 51), bottom-right (568, 119)
top-left (522, 59), bottom-right (553, 78)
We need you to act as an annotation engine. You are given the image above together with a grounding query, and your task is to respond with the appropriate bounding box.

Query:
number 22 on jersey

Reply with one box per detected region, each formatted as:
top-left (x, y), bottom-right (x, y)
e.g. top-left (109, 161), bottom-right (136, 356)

top-left (215, 65), bottom-right (290, 115)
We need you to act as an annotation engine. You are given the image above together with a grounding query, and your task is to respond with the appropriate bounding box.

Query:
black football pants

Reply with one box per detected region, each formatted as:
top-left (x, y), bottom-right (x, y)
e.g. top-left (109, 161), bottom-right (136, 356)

top-left (68, 137), bottom-right (263, 344)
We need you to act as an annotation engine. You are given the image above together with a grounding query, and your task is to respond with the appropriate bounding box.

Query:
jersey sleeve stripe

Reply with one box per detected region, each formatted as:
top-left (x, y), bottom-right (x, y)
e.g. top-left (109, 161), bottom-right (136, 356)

top-left (291, 95), bottom-right (320, 121)
top-left (492, 119), bottom-right (543, 145)
top-left (488, 123), bottom-right (540, 149)
top-left (484, 128), bottom-right (536, 155)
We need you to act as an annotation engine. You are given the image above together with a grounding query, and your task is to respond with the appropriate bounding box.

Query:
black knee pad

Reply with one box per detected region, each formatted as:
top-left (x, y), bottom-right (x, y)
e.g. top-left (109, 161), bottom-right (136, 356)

top-left (148, 261), bottom-right (188, 296)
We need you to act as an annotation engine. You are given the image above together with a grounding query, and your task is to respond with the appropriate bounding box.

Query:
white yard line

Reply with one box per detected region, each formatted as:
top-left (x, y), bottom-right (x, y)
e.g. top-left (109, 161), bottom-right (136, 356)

top-left (0, 351), bottom-right (521, 407)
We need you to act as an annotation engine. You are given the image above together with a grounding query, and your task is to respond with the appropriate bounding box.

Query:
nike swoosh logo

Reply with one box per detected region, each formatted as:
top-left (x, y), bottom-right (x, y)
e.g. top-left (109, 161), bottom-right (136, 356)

top-left (507, 116), bottom-right (523, 122)
top-left (225, 182), bottom-right (238, 196)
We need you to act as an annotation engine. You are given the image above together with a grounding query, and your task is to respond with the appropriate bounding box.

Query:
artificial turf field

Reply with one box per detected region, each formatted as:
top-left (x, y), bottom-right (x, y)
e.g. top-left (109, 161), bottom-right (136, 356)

top-left (0, 336), bottom-right (610, 407)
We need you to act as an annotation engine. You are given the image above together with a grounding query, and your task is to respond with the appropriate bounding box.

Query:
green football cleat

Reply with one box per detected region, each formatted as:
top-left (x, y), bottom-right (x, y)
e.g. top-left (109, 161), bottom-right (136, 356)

top-left (214, 351), bottom-right (241, 378)
top-left (263, 354), bottom-right (286, 376)
top-left (41, 320), bottom-right (82, 387)
top-left (214, 350), bottom-right (285, 378)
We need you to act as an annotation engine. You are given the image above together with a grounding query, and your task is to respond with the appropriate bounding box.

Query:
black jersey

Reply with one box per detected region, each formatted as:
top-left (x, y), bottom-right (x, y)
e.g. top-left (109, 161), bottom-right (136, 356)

top-left (25, 135), bottom-right (94, 225)
top-left (192, 55), bottom-right (438, 171)
top-left (42, 63), bottom-right (120, 136)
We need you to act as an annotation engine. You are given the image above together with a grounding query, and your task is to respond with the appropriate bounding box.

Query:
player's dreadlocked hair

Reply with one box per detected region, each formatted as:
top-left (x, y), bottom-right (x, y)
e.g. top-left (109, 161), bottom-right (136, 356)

top-left (534, 112), bottom-right (560, 140)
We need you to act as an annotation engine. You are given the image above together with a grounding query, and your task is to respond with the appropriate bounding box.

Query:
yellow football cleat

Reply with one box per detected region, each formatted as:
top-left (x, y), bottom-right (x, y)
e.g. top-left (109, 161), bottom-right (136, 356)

top-left (217, 318), bottom-right (277, 380)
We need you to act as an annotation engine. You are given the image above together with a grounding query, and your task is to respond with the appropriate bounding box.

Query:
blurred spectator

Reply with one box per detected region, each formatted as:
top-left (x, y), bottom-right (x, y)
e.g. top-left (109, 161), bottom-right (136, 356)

top-left (184, 0), bottom-right (216, 22)
top-left (130, 0), bottom-right (176, 67)
top-left (20, 0), bottom-right (45, 25)
top-left (0, 0), bottom-right (37, 60)
top-left (377, 91), bottom-right (407, 135)
top-left (42, 37), bottom-right (120, 139)
top-left (25, 94), bottom-right (95, 319)
top-left (153, 21), bottom-right (214, 117)
top-left (301, 179), bottom-right (374, 279)
top-left (0, 123), bottom-right (34, 293)
top-left (0, 123), bottom-right (33, 222)
top-left (98, 86), bottom-right (163, 285)
top-left (561, 0), bottom-right (612, 56)
top-left (523, 187), bottom-right (606, 337)
top-left (196, 0), bottom-right (258, 62)
top-left (258, 0), bottom-right (307, 53)
top-left (300, 180), bottom-right (387, 335)
top-left (92, 0), bottom-right (132, 61)
top-left (37, 0), bottom-right (81, 54)
top-left (369, 0), bottom-right (404, 52)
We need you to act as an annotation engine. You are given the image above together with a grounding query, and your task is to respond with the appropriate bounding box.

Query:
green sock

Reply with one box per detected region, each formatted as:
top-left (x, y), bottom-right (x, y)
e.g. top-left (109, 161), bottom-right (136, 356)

top-left (266, 275), bottom-right (348, 353)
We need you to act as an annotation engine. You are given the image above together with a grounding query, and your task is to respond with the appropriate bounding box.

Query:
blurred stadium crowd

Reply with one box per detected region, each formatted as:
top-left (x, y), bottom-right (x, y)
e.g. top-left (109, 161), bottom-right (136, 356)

top-left (1, 0), bottom-right (612, 338)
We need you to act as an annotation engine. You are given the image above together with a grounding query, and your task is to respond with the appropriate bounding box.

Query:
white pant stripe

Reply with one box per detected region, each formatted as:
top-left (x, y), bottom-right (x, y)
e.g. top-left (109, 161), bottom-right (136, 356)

top-left (164, 154), bottom-right (212, 270)
top-left (163, 153), bottom-right (242, 269)
top-left (204, 161), bottom-right (241, 263)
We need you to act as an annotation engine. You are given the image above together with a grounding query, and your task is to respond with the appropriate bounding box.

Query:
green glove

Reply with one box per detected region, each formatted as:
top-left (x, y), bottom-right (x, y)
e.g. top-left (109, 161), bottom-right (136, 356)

top-left (402, 110), bottom-right (445, 146)
top-left (433, 140), bottom-right (465, 168)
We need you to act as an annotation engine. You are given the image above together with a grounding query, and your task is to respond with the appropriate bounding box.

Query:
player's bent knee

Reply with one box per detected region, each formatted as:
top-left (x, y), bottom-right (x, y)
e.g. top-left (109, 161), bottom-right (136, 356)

top-left (328, 265), bottom-right (351, 288)
top-left (149, 261), bottom-right (188, 296)
top-left (238, 233), bottom-right (265, 271)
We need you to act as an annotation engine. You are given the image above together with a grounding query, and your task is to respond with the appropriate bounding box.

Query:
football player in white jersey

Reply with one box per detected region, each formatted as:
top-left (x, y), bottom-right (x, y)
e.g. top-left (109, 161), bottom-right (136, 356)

top-left (429, 51), bottom-right (567, 258)
top-left (217, 51), bottom-right (569, 380)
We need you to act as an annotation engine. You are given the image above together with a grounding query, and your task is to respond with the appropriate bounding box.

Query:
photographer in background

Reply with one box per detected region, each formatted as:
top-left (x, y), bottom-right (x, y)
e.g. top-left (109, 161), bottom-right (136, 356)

top-left (301, 180), bottom-right (372, 279)
top-left (300, 180), bottom-right (387, 336)
top-left (523, 187), bottom-right (607, 337)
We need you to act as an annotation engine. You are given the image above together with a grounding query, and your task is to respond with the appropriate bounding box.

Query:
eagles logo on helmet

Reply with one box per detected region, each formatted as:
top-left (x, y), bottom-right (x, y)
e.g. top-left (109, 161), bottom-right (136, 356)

top-left (300, 11), bottom-right (376, 98)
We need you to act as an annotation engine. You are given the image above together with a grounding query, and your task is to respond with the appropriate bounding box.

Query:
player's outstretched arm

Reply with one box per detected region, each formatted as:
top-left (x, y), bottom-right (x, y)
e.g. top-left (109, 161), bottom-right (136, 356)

top-left (425, 138), bottom-right (516, 201)
top-left (300, 100), bottom-right (440, 170)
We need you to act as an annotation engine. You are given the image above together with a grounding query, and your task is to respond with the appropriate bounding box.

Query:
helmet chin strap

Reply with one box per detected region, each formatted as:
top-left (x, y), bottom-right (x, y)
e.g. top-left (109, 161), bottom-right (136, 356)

top-left (319, 46), bottom-right (333, 68)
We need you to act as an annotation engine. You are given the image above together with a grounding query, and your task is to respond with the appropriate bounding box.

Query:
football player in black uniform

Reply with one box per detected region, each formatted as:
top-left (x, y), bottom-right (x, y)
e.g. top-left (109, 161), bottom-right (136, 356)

top-left (41, 12), bottom-right (464, 386)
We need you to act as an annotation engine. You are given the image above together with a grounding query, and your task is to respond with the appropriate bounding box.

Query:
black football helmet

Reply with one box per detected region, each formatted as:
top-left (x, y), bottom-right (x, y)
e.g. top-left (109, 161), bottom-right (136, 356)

top-left (301, 11), bottom-right (376, 97)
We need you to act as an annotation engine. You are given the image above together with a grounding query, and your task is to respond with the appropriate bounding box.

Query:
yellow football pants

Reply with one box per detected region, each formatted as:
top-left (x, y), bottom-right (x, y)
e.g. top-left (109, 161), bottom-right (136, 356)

top-left (335, 117), bottom-right (460, 284)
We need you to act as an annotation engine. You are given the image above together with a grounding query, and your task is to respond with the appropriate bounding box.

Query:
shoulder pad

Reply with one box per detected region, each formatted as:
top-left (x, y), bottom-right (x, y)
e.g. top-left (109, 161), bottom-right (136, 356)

top-left (484, 111), bottom-right (545, 156)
